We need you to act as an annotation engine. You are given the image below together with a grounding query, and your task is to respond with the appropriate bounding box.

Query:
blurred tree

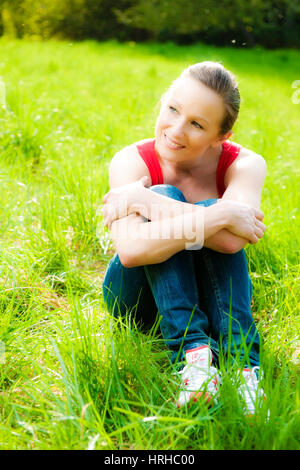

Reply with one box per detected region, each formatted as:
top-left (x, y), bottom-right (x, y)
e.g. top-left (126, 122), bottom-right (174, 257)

top-left (59, 0), bottom-right (138, 40)
top-left (115, 0), bottom-right (300, 47)
top-left (0, 0), bottom-right (140, 40)
top-left (0, 0), bottom-right (299, 47)
top-left (0, 0), bottom-right (63, 38)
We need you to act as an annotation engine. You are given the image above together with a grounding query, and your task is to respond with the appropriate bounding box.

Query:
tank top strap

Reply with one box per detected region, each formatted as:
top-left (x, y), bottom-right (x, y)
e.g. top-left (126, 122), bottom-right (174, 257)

top-left (216, 141), bottom-right (241, 197)
top-left (136, 139), bottom-right (164, 186)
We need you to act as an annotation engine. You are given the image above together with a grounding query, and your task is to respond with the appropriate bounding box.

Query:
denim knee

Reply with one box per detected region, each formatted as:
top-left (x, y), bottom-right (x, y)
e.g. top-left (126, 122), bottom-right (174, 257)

top-left (149, 184), bottom-right (187, 203)
top-left (195, 198), bottom-right (218, 208)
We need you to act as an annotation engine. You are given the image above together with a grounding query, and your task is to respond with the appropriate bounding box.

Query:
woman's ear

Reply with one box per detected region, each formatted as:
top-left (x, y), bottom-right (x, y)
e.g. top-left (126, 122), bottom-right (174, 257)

top-left (220, 130), bottom-right (233, 143)
top-left (212, 130), bottom-right (233, 147)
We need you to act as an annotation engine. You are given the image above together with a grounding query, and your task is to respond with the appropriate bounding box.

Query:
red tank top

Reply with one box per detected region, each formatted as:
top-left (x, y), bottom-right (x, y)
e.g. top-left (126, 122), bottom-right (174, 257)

top-left (136, 139), bottom-right (241, 198)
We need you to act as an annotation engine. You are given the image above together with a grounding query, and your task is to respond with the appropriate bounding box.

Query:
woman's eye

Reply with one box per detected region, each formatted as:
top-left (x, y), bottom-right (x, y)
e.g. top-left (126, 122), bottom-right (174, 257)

top-left (169, 106), bottom-right (177, 112)
top-left (192, 121), bottom-right (203, 129)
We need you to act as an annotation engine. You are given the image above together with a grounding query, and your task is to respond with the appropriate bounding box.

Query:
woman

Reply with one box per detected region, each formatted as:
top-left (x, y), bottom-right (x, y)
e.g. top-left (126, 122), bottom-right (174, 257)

top-left (101, 61), bottom-right (267, 414)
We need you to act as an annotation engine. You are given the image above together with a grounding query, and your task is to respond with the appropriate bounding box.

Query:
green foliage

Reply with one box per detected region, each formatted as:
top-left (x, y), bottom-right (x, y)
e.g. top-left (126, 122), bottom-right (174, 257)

top-left (0, 0), bottom-right (299, 47)
top-left (116, 0), bottom-right (300, 47)
top-left (0, 0), bottom-right (139, 40)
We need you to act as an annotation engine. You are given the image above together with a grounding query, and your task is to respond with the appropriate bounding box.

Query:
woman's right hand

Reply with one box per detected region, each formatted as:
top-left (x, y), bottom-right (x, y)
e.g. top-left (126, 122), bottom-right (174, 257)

top-left (102, 176), bottom-right (151, 230)
top-left (216, 199), bottom-right (266, 244)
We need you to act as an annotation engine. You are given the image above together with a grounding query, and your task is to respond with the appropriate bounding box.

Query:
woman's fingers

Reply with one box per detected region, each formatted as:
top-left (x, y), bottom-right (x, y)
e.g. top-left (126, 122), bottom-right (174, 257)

top-left (251, 207), bottom-right (266, 241)
top-left (249, 219), bottom-right (266, 244)
top-left (102, 205), bottom-right (111, 228)
top-left (255, 219), bottom-right (266, 230)
top-left (254, 219), bottom-right (266, 238)
top-left (248, 232), bottom-right (259, 244)
top-left (254, 227), bottom-right (264, 239)
top-left (253, 207), bottom-right (264, 221)
top-left (102, 202), bottom-right (121, 230)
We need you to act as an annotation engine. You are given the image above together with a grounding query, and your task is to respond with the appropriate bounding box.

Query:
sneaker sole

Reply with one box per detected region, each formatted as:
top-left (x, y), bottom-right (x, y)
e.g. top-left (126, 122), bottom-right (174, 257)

top-left (176, 391), bottom-right (214, 409)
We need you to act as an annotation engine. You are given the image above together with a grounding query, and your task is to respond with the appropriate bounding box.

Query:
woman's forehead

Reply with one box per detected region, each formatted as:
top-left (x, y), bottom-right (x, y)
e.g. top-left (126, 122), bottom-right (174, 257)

top-left (166, 76), bottom-right (225, 122)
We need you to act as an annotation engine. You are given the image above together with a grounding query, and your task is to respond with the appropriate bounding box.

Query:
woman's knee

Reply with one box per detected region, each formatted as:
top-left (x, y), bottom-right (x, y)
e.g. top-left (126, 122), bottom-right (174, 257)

top-left (149, 184), bottom-right (187, 202)
top-left (194, 198), bottom-right (218, 207)
top-left (102, 279), bottom-right (130, 318)
top-left (102, 253), bottom-right (151, 318)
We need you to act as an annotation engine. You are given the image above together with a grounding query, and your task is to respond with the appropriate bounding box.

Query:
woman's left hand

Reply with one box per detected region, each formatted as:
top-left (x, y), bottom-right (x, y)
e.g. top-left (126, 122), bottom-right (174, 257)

top-left (102, 176), bottom-right (151, 229)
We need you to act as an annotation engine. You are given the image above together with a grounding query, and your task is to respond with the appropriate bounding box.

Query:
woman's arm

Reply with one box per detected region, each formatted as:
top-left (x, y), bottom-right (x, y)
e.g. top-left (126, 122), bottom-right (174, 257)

top-left (103, 172), bottom-right (265, 255)
top-left (215, 149), bottom-right (267, 253)
top-left (110, 198), bottom-right (265, 267)
top-left (112, 203), bottom-right (223, 267)
top-left (126, 148), bottom-right (267, 254)
top-left (103, 146), bottom-right (266, 266)
top-left (203, 229), bottom-right (249, 254)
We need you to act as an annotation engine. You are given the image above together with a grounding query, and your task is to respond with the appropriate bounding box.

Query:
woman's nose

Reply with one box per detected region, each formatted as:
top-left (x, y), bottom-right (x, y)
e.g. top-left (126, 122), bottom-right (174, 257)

top-left (170, 119), bottom-right (185, 139)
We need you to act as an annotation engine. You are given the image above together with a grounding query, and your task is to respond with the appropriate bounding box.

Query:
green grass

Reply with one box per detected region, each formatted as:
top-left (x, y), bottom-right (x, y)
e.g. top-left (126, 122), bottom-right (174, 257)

top-left (0, 38), bottom-right (299, 450)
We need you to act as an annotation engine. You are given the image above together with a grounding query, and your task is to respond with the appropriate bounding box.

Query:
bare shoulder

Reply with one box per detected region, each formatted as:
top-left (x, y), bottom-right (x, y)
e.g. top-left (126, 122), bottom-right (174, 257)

top-left (224, 144), bottom-right (267, 188)
top-left (109, 139), bottom-right (153, 188)
top-left (235, 146), bottom-right (267, 171)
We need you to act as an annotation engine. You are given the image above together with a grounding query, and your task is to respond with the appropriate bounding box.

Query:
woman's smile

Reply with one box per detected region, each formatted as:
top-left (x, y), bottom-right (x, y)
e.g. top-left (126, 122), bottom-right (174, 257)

top-left (163, 132), bottom-right (185, 150)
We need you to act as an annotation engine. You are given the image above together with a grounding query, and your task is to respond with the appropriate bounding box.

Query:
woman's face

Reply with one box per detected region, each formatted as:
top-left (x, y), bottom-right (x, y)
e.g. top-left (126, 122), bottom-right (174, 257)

top-left (155, 75), bottom-right (228, 169)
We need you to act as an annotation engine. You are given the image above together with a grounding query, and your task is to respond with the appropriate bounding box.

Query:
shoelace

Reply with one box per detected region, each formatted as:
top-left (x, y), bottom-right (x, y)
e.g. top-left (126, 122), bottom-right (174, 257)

top-left (179, 362), bottom-right (216, 392)
top-left (239, 366), bottom-right (264, 412)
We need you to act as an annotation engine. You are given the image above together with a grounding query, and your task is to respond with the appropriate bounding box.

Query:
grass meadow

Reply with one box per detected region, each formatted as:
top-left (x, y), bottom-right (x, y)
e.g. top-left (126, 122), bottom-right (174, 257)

top-left (0, 38), bottom-right (299, 450)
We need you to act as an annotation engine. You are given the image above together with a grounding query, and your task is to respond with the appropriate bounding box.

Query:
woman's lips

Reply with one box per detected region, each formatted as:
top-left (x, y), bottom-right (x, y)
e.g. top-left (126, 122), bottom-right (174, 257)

top-left (164, 133), bottom-right (185, 150)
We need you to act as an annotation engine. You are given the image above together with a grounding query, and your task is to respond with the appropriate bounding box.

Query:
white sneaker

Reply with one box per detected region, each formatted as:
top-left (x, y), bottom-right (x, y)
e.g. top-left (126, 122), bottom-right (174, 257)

top-left (237, 367), bottom-right (266, 416)
top-left (176, 346), bottom-right (220, 408)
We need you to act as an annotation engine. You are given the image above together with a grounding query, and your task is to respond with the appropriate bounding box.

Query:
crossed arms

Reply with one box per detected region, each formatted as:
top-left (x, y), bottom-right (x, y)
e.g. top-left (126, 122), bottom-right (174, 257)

top-left (102, 147), bottom-right (267, 267)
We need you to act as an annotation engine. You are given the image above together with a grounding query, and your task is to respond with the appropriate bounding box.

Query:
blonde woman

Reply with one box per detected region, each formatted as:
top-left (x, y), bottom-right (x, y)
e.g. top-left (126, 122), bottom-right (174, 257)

top-left (102, 62), bottom-right (267, 414)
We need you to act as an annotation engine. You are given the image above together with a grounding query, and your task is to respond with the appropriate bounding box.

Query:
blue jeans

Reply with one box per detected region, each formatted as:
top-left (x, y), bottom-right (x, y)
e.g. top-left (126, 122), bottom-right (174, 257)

top-left (102, 184), bottom-right (260, 368)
